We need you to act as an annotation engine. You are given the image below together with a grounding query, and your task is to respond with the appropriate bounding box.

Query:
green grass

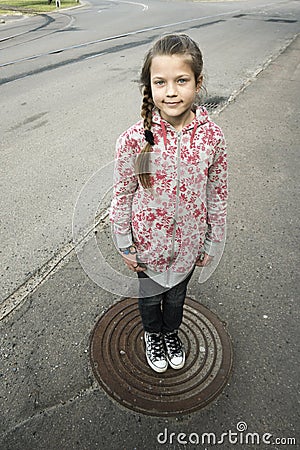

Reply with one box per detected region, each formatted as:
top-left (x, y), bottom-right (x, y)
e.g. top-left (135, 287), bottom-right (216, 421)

top-left (0, 0), bottom-right (79, 14)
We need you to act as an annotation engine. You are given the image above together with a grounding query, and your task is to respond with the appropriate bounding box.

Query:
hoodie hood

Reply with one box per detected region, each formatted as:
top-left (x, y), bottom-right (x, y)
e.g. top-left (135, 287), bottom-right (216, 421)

top-left (152, 105), bottom-right (209, 129)
top-left (152, 105), bottom-right (209, 148)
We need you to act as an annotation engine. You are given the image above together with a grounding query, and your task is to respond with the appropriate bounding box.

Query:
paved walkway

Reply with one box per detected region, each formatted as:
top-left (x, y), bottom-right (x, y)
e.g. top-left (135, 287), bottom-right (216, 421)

top-left (0, 34), bottom-right (299, 450)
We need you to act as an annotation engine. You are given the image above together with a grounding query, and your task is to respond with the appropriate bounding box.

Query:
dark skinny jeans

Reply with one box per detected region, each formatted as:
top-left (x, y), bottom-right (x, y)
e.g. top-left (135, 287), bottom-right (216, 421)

top-left (137, 269), bottom-right (194, 334)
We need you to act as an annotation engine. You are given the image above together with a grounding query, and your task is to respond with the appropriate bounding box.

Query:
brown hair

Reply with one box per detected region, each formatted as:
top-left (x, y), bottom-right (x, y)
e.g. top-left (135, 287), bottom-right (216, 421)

top-left (136, 34), bottom-right (204, 188)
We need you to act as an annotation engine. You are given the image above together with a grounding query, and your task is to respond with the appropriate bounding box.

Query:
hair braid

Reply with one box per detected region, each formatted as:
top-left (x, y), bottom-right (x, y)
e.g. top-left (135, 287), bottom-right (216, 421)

top-left (137, 33), bottom-right (204, 189)
top-left (142, 87), bottom-right (155, 145)
top-left (136, 86), bottom-right (154, 188)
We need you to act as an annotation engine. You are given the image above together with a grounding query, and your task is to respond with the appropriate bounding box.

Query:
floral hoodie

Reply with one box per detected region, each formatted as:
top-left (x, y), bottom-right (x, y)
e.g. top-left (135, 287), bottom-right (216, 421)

top-left (110, 106), bottom-right (227, 285)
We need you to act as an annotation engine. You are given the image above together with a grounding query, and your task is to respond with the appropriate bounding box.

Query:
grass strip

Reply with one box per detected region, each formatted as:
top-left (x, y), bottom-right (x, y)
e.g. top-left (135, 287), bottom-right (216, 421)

top-left (0, 0), bottom-right (79, 15)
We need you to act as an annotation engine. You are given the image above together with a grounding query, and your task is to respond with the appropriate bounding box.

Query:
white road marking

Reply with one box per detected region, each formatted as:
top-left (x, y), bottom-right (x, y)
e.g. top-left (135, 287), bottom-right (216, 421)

top-left (108, 0), bottom-right (148, 12)
top-left (85, 51), bottom-right (107, 59)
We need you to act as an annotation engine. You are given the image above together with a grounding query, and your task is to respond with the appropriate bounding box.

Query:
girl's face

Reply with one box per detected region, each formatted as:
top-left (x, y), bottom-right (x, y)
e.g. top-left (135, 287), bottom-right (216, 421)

top-left (150, 54), bottom-right (202, 130)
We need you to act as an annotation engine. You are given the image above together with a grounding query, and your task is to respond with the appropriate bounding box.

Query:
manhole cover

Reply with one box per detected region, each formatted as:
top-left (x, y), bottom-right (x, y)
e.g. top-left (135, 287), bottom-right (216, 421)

top-left (90, 297), bottom-right (233, 417)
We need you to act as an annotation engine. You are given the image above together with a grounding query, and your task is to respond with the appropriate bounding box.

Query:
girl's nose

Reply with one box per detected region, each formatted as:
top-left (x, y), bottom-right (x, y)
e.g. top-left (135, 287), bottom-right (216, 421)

top-left (166, 83), bottom-right (178, 97)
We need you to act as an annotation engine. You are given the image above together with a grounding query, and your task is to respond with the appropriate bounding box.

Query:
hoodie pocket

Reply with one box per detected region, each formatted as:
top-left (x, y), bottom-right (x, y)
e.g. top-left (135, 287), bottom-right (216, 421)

top-left (132, 207), bottom-right (174, 268)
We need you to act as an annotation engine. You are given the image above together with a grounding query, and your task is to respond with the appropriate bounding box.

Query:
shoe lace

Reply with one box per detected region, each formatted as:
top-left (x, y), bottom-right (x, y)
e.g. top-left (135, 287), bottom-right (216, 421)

top-left (148, 334), bottom-right (165, 360)
top-left (164, 332), bottom-right (182, 357)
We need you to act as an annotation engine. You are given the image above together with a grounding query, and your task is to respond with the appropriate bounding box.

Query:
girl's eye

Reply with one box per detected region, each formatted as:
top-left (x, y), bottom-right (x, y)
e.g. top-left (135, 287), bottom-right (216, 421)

top-left (154, 80), bottom-right (165, 86)
top-left (178, 78), bottom-right (188, 84)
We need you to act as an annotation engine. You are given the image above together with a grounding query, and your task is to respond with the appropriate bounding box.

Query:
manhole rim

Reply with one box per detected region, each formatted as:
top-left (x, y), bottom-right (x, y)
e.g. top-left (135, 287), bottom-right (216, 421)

top-left (90, 296), bottom-right (233, 417)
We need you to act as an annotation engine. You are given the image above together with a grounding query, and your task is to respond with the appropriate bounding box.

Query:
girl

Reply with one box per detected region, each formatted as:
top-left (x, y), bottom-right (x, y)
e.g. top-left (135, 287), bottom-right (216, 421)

top-left (110, 34), bottom-right (227, 373)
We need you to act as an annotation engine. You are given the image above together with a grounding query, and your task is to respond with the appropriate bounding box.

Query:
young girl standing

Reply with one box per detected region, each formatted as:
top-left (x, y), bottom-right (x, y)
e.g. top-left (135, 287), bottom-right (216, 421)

top-left (110, 34), bottom-right (227, 373)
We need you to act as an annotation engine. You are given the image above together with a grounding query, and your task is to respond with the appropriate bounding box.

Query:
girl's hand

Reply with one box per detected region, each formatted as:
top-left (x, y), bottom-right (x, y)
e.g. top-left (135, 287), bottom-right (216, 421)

top-left (195, 253), bottom-right (214, 267)
top-left (121, 254), bottom-right (146, 272)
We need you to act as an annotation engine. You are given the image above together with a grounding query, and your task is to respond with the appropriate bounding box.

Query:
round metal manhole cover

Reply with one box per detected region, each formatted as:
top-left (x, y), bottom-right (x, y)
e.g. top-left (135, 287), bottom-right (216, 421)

top-left (90, 297), bottom-right (233, 417)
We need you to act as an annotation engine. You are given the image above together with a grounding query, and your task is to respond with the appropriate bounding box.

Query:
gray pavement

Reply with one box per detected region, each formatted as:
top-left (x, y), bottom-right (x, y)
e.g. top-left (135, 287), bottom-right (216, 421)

top-left (0, 34), bottom-right (299, 450)
top-left (2, 0), bottom-right (300, 306)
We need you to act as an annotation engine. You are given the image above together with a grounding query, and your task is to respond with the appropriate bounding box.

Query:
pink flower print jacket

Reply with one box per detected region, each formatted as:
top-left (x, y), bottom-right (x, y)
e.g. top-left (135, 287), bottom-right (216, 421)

top-left (110, 106), bottom-right (228, 275)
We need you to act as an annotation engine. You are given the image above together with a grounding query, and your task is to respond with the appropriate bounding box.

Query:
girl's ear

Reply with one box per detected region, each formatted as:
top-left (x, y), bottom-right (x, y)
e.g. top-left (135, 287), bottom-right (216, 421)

top-left (196, 75), bottom-right (203, 93)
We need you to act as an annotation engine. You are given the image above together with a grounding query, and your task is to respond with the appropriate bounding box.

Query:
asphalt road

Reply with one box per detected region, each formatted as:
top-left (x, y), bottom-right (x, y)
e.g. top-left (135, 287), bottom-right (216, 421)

top-left (0, 1), bottom-right (299, 304)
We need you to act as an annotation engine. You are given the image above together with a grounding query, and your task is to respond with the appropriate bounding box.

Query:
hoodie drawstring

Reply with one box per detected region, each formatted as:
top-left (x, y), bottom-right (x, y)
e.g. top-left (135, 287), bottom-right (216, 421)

top-left (160, 120), bottom-right (168, 149)
top-left (190, 123), bottom-right (198, 145)
top-left (160, 120), bottom-right (198, 149)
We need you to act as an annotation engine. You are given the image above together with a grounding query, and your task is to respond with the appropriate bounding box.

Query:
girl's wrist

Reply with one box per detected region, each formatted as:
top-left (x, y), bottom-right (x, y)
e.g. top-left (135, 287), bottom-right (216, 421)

top-left (119, 245), bottom-right (137, 255)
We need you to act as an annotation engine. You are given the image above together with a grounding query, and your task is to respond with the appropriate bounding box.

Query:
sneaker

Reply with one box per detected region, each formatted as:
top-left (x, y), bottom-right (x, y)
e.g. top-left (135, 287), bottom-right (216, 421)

top-left (144, 332), bottom-right (168, 373)
top-left (163, 330), bottom-right (185, 370)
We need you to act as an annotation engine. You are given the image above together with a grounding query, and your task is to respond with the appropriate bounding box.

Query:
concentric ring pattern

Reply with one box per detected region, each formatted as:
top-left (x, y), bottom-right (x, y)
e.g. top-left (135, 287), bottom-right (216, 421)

top-left (90, 297), bottom-right (233, 416)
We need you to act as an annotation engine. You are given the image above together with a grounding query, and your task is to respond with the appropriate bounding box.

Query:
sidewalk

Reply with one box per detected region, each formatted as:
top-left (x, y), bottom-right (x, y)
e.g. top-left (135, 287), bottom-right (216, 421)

top-left (0, 34), bottom-right (299, 450)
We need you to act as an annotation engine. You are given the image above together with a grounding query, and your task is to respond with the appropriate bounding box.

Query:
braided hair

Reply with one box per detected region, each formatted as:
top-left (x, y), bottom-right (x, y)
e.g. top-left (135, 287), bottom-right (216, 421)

top-left (136, 34), bottom-right (204, 188)
top-left (137, 85), bottom-right (154, 188)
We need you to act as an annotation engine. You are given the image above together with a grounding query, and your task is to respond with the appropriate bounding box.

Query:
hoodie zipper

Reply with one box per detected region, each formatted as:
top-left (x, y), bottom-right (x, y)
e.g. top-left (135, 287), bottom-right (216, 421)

top-left (167, 131), bottom-right (182, 285)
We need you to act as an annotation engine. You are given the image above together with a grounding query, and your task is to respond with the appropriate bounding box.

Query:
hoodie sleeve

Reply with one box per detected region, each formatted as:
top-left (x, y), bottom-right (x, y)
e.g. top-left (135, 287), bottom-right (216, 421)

top-left (203, 129), bottom-right (228, 256)
top-left (110, 133), bottom-right (138, 248)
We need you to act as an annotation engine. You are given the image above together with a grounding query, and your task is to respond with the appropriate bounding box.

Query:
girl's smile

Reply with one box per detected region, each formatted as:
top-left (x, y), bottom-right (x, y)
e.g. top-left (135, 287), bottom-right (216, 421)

top-left (150, 54), bottom-right (202, 130)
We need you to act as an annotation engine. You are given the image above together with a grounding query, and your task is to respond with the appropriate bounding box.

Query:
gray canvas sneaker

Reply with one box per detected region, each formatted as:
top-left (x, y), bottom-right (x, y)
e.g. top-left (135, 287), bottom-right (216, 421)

top-left (163, 330), bottom-right (185, 369)
top-left (144, 332), bottom-right (168, 373)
